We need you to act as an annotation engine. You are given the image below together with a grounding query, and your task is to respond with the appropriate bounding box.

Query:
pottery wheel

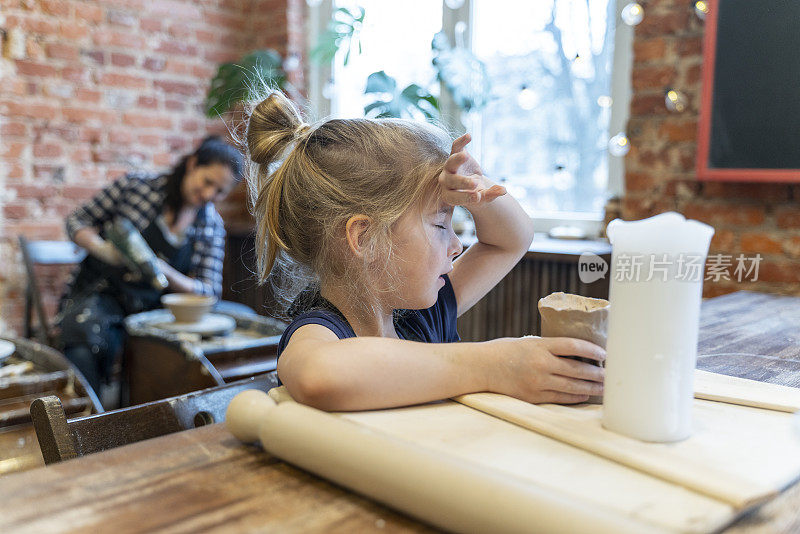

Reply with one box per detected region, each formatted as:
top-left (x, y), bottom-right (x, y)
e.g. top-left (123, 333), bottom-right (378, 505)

top-left (153, 313), bottom-right (237, 337)
top-left (0, 340), bottom-right (15, 362)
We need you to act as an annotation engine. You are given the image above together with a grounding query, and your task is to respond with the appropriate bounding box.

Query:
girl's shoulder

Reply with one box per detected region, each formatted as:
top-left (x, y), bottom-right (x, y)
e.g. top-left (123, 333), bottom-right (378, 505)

top-left (277, 309), bottom-right (355, 356)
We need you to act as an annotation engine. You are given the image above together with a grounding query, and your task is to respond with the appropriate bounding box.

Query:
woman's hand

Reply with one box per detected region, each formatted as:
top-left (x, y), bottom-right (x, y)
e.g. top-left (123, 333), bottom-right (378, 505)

top-left (485, 336), bottom-right (605, 404)
top-left (438, 133), bottom-right (507, 208)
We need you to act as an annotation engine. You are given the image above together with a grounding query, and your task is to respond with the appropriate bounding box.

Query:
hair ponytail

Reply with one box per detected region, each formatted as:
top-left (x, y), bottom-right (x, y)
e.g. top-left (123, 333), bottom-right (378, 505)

top-left (247, 92), bottom-right (306, 167)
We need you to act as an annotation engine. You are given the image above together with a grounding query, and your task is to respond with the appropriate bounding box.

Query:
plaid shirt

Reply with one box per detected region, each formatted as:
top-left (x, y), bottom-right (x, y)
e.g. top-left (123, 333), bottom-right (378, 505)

top-left (66, 172), bottom-right (225, 296)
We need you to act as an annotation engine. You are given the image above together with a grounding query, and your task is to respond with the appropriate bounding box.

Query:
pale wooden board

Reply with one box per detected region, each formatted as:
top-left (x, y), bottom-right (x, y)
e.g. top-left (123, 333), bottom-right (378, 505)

top-left (694, 369), bottom-right (800, 412)
top-left (341, 401), bottom-right (734, 534)
top-left (455, 394), bottom-right (800, 509)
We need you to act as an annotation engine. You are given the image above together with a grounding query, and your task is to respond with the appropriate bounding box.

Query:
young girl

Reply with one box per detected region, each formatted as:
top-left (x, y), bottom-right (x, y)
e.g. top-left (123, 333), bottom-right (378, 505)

top-left (246, 92), bottom-right (604, 411)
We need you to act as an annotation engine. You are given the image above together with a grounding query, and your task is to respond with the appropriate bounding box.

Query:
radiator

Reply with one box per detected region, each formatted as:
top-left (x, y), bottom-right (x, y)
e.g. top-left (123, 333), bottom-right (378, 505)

top-left (224, 231), bottom-right (611, 340)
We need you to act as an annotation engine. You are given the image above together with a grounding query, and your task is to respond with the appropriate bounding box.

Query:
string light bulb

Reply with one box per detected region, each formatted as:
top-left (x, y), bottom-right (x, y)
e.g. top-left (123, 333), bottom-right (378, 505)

top-left (694, 1), bottom-right (709, 20)
top-left (665, 89), bottom-right (688, 112)
top-left (621, 3), bottom-right (644, 26)
top-left (608, 133), bottom-right (631, 157)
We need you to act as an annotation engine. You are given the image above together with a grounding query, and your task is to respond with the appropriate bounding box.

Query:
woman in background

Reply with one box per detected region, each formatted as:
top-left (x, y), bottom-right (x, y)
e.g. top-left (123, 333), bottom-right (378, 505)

top-left (59, 136), bottom-right (244, 396)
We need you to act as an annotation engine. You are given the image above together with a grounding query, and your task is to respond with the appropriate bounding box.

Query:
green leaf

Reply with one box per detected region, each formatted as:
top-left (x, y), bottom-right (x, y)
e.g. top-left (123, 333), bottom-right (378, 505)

top-left (204, 49), bottom-right (287, 117)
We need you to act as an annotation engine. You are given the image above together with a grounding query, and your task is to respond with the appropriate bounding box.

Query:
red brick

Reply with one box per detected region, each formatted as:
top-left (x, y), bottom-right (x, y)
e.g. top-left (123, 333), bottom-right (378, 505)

top-left (143, 57), bottom-right (166, 71)
top-left (111, 53), bottom-right (136, 67)
top-left (1, 122), bottom-right (27, 136)
top-left (154, 80), bottom-right (198, 96)
top-left (46, 43), bottom-right (79, 61)
top-left (4, 203), bottom-right (29, 219)
top-left (195, 29), bottom-right (216, 44)
top-left (5, 222), bottom-right (63, 240)
top-left (140, 17), bottom-right (162, 32)
top-left (740, 232), bottom-right (782, 254)
top-left (123, 112), bottom-right (172, 129)
top-left (165, 60), bottom-right (193, 75)
top-left (755, 260), bottom-right (800, 284)
top-left (157, 40), bottom-right (198, 57)
top-left (109, 130), bottom-right (135, 144)
top-left (775, 206), bottom-right (800, 229)
top-left (74, 2), bottom-right (104, 23)
top-left (630, 93), bottom-right (669, 116)
top-left (12, 184), bottom-right (51, 201)
top-left (685, 64), bottom-right (702, 85)
top-left (3, 142), bottom-right (27, 158)
top-left (60, 22), bottom-right (90, 40)
top-left (7, 164), bottom-right (26, 179)
top-left (678, 37), bottom-right (703, 56)
top-left (41, 0), bottom-right (69, 17)
top-left (93, 30), bottom-right (145, 49)
top-left (636, 11), bottom-right (692, 38)
top-left (63, 107), bottom-right (117, 124)
top-left (61, 66), bottom-right (90, 83)
top-left (62, 185), bottom-right (100, 200)
top-left (660, 120), bottom-right (697, 143)
top-left (709, 229), bottom-right (736, 252)
top-left (168, 23), bottom-right (192, 39)
top-left (15, 60), bottom-right (59, 78)
top-left (164, 99), bottom-right (185, 111)
top-left (76, 88), bottom-right (101, 103)
top-left (634, 37), bottom-right (667, 62)
top-left (703, 183), bottom-right (792, 203)
top-left (33, 143), bottom-right (64, 158)
top-left (682, 202), bottom-right (765, 227)
top-left (137, 95), bottom-right (158, 109)
top-left (632, 65), bottom-right (677, 91)
top-left (101, 72), bottom-right (147, 89)
top-left (10, 15), bottom-right (60, 35)
top-left (138, 134), bottom-right (163, 146)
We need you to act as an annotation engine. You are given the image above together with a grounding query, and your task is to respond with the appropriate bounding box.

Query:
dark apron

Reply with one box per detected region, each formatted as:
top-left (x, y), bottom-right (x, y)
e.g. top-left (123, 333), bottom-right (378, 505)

top-left (59, 217), bottom-right (196, 386)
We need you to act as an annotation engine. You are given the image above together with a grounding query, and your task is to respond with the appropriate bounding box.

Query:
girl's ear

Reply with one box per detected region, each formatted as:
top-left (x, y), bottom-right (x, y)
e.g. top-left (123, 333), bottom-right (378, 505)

top-left (345, 215), bottom-right (372, 258)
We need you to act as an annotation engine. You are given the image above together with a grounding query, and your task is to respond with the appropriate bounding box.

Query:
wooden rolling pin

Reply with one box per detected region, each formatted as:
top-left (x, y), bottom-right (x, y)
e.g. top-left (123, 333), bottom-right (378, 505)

top-left (226, 390), bottom-right (662, 534)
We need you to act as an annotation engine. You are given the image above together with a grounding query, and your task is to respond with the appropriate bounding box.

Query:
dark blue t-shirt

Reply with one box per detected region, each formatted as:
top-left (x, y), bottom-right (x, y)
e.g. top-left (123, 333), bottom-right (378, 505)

top-left (277, 274), bottom-right (460, 357)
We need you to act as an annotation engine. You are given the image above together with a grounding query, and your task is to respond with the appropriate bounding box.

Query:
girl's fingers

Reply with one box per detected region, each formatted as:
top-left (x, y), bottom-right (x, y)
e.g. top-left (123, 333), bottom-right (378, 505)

top-left (444, 151), bottom-right (470, 174)
top-left (539, 391), bottom-right (591, 405)
top-left (442, 189), bottom-right (479, 205)
top-left (543, 337), bottom-right (606, 363)
top-left (451, 133), bottom-right (471, 154)
top-left (552, 357), bottom-right (605, 383)
top-left (545, 374), bottom-right (604, 396)
top-left (440, 172), bottom-right (478, 190)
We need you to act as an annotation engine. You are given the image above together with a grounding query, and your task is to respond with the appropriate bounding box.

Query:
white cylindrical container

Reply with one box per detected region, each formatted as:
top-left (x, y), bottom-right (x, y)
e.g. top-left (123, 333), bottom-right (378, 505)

top-left (602, 212), bottom-right (714, 442)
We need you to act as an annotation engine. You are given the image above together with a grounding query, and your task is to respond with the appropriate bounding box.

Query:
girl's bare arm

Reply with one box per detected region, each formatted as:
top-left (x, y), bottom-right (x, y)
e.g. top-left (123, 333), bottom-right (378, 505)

top-left (441, 134), bottom-right (536, 316)
top-left (279, 325), bottom-right (604, 411)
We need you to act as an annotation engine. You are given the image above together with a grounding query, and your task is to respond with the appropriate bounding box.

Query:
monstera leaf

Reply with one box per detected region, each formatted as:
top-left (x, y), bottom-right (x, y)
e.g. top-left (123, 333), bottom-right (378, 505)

top-left (205, 49), bottom-right (286, 117)
top-left (432, 31), bottom-right (491, 113)
top-left (310, 6), bottom-right (365, 66)
top-left (363, 71), bottom-right (439, 120)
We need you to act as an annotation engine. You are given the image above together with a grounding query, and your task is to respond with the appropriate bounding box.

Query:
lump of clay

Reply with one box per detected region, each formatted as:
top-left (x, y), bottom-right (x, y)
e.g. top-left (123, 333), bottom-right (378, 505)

top-left (538, 292), bottom-right (609, 348)
top-left (538, 292), bottom-right (610, 404)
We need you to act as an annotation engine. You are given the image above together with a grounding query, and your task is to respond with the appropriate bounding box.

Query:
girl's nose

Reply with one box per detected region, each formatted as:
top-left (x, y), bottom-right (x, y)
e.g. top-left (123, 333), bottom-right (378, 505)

top-left (449, 233), bottom-right (463, 258)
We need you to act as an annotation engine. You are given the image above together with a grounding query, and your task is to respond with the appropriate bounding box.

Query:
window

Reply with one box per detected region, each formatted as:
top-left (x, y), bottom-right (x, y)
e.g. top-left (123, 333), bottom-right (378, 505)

top-left (306, 0), bottom-right (631, 237)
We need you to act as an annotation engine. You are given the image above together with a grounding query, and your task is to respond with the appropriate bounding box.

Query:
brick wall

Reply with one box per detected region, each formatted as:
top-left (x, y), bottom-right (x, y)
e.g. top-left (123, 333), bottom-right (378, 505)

top-left (0, 0), bottom-right (304, 335)
top-left (621, 0), bottom-right (800, 298)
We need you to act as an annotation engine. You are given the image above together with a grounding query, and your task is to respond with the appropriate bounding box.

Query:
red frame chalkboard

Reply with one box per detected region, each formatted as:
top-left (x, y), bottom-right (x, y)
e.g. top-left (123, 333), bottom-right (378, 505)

top-left (696, 0), bottom-right (800, 182)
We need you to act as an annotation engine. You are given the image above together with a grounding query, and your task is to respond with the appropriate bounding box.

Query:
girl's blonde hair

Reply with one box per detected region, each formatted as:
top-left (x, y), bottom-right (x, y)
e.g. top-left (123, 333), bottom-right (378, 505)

top-left (244, 91), bottom-right (451, 318)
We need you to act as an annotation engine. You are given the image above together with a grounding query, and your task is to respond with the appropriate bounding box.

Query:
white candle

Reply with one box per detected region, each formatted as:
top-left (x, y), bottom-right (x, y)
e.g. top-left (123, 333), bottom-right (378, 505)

top-left (602, 212), bottom-right (714, 442)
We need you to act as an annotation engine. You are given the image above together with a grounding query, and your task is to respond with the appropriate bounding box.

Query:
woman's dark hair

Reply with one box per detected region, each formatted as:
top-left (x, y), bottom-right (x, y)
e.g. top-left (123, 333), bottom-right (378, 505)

top-left (163, 135), bottom-right (244, 214)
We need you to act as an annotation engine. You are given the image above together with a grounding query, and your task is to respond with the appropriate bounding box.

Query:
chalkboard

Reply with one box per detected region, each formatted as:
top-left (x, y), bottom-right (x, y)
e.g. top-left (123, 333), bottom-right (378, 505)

top-left (697, 0), bottom-right (800, 181)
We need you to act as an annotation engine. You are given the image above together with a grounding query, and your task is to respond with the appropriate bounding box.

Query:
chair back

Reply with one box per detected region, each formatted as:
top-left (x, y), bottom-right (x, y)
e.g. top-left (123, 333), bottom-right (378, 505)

top-left (31, 371), bottom-right (279, 464)
top-left (18, 236), bottom-right (86, 346)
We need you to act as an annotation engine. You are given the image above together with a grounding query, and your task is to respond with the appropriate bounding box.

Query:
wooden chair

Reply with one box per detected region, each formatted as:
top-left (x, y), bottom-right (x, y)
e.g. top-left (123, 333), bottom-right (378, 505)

top-left (30, 371), bottom-right (279, 465)
top-left (18, 236), bottom-right (86, 347)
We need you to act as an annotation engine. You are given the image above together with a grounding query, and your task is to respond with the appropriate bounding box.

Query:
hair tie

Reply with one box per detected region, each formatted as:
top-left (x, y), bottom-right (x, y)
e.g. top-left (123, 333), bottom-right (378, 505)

top-left (294, 123), bottom-right (311, 138)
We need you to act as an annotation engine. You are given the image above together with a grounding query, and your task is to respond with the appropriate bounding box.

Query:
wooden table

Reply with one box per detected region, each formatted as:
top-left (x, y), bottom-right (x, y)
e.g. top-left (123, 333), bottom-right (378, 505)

top-left (0, 290), bottom-right (799, 533)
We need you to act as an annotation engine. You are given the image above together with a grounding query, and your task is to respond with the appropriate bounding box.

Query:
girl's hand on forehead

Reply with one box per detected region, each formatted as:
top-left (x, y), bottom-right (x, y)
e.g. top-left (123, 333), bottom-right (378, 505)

top-left (438, 133), bottom-right (507, 208)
